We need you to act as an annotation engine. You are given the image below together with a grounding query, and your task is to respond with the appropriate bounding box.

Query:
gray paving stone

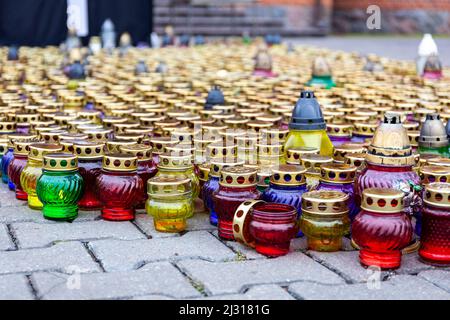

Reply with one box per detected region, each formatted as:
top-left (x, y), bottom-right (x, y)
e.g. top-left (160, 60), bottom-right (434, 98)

top-left (307, 250), bottom-right (437, 283)
top-left (177, 252), bottom-right (345, 295)
top-left (0, 205), bottom-right (99, 224)
top-left (134, 212), bottom-right (216, 239)
top-left (132, 294), bottom-right (174, 300)
top-left (288, 275), bottom-right (450, 300)
top-left (32, 262), bottom-right (200, 300)
top-left (12, 220), bottom-right (146, 249)
top-left (201, 284), bottom-right (295, 300)
top-left (418, 270), bottom-right (450, 293)
top-left (0, 242), bottom-right (100, 275)
top-left (0, 192), bottom-right (28, 207)
top-left (0, 224), bottom-right (14, 251)
top-left (88, 231), bottom-right (236, 272)
top-left (0, 274), bottom-right (34, 299)
top-left (210, 230), bottom-right (266, 260)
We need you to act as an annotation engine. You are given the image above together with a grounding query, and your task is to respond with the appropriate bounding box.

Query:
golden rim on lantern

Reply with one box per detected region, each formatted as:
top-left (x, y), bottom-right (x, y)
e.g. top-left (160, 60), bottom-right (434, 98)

top-left (423, 182), bottom-right (450, 208)
top-left (361, 188), bottom-right (404, 213)
top-left (28, 143), bottom-right (63, 161)
top-left (301, 190), bottom-right (349, 216)
top-left (43, 153), bottom-right (78, 171)
top-left (102, 153), bottom-right (138, 172)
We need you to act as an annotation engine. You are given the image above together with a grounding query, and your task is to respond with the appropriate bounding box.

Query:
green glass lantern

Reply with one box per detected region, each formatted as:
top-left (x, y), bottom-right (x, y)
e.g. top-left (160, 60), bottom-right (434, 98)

top-left (36, 153), bottom-right (84, 221)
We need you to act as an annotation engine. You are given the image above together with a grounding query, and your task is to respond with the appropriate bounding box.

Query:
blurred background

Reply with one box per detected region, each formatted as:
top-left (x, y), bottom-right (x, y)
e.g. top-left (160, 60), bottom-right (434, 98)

top-left (1, 0), bottom-right (449, 46)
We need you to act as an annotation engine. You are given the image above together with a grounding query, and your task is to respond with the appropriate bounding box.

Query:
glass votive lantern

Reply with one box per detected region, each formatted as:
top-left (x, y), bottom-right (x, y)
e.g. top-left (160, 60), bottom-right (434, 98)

top-left (95, 154), bottom-right (144, 221)
top-left (149, 136), bottom-right (178, 165)
top-left (120, 144), bottom-right (157, 209)
top-left (245, 202), bottom-right (298, 257)
top-left (202, 159), bottom-right (244, 226)
top-left (36, 153), bottom-right (84, 221)
top-left (326, 123), bottom-right (353, 147)
top-left (262, 164), bottom-right (307, 234)
top-left (317, 163), bottom-right (359, 220)
top-left (352, 188), bottom-right (413, 269)
top-left (213, 166), bottom-right (261, 240)
top-left (8, 140), bottom-right (35, 200)
top-left (286, 147), bottom-right (319, 165)
top-left (300, 190), bottom-right (350, 251)
top-left (301, 154), bottom-right (333, 189)
top-left (419, 183), bottom-right (450, 266)
top-left (146, 176), bottom-right (194, 233)
top-left (20, 143), bottom-right (63, 209)
top-left (73, 140), bottom-right (105, 210)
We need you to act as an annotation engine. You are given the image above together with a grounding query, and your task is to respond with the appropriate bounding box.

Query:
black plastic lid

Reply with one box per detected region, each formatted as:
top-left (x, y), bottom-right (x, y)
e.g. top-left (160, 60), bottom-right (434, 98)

top-left (204, 86), bottom-right (225, 110)
top-left (289, 90), bottom-right (326, 130)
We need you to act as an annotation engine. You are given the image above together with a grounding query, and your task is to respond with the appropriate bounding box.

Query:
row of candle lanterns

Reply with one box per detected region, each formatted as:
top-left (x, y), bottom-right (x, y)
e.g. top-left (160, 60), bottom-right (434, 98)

top-left (0, 38), bottom-right (449, 271)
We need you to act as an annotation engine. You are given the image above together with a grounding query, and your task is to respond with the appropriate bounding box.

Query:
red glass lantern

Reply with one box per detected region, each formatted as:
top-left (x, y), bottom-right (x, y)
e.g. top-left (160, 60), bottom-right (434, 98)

top-left (213, 166), bottom-right (260, 240)
top-left (73, 140), bottom-right (104, 210)
top-left (352, 188), bottom-right (413, 270)
top-left (96, 154), bottom-right (144, 221)
top-left (232, 200), bottom-right (298, 257)
top-left (120, 144), bottom-right (157, 209)
top-left (419, 183), bottom-right (450, 266)
top-left (8, 140), bottom-right (34, 200)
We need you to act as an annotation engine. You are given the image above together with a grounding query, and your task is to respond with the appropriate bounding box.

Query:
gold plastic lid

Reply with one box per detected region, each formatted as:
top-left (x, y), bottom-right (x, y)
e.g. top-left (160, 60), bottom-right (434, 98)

top-left (320, 163), bottom-right (357, 183)
top-left (220, 166), bottom-right (257, 187)
top-left (301, 154), bottom-right (333, 172)
top-left (149, 137), bottom-right (178, 154)
top-left (165, 143), bottom-right (195, 156)
top-left (207, 142), bottom-right (237, 159)
top-left (171, 130), bottom-right (198, 144)
top-left (423, 183), bottom-right (450, 208)
top-left (198, 162), bottom-right (211, 182)
top-left (29, 143), bottom-right (63, 161)
top-left (361, 188), bottom-right (404, 213)
top-left (84, 128), bottom-right (112, 142)
top-left (103, 153), bottom-right (138, 172)
top-left (353, 122), bottom-right (378, 137)
top-left (120, 144), bottom-right (152, 161)
top-left (193, 137), bottom-right (221, 151)
top-left (106, 139), bottom-right (138, 154)
top-left (407, 130), bottom-right (420, 147)
top-left (73, 140), bottom-right (105, 159)
top-left (7, 133), bottom-right (37, 147)
top-left (427, 157), bottom-right (450, 167)
top-left (344, 152), bottom-right (366, 170)
top-left (158, 153), bottom-right (192, 170)
top-left (147, 176), bottom-right (192, 197)
top-left (326, 123), bottom-right (353, 137)
top-left (13, 140), bottom-right (36, 155)
top-left (333, 143), bottom-right (366, 163)
top-left (59, 133), bottom-right (89, 141)
top-left (420, 165), bottom-right (450, 185)
top-left (0, 121), bottom-right (16, 133)
top-left (257, 143), bottom-right (284, 157)
top-left (301, 190), bottom-right (349, 216)
top-left (259, 128), bottom-right (289, 143)
top-left (232, 200), bottom-right (264, 248)
top-left (114, 132), bottom-right (144, 143)
top-left (286, 147), bottom-right (320, 164)
top-left (102, 116), bottom-right (128, 128)
top-left (270, 164), bottom-right (306, 186)
top-left (113, 121), bottom-right (141, 133)
top-left (209, 159), bottom-right (245, 177)
top-left (43, 153), bottom-right (78, 171)
top-left (235, 134), bottom-right (259, 148)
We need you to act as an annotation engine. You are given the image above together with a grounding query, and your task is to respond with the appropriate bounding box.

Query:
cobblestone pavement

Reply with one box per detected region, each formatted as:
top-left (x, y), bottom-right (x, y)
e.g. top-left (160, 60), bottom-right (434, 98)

top-left (0, 182), bottom-right (449, 300)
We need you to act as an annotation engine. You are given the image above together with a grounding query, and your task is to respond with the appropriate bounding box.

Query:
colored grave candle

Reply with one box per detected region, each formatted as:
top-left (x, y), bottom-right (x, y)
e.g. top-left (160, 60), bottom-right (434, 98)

top-left (419, 114), bottom-right (449, 158)
top-left (300, 190), bottom-right (350, 252)
top-left (352, 188), bottom-right (413, 270)
top-left (202, 159), bottom-right (244, 226)
top-left (73, 140), bottom-right (105, 210)
top-left (284, 90), bottom-right (334, 157)
top-left (120, 144), bottom-right (157, 209)
top-left (36, 153), bottom-right (84, 221)
top-left (20, 143), bottom-right (63, 209)
top-left (96, 154), bottom-right (144, 221)
top-left (326, 123), bottom-right (353, 147)
top-left (261, 164), bottom-right (307, 236)
top-left (146, 176), bottom-right (193, 233)
top-left (316, 163), bottom-right (359, 220)
top-left (419, 183), bottom-right (450, 266)
top-left (8, 140), bottom-right (34, 200)
top-left (213, 166), bottom-right (260, 240)
top-left (306, 57), bottom-right (336, 89)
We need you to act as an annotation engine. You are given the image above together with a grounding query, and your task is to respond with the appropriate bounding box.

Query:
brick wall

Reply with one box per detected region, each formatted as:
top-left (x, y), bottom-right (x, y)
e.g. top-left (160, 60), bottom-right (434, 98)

top-left (153, 0), bottom-right (333, 36)
top-left (333, 0), bottom-right (450, 33)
